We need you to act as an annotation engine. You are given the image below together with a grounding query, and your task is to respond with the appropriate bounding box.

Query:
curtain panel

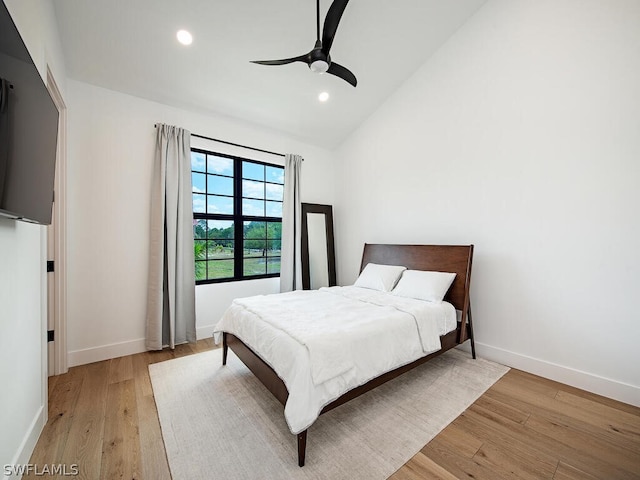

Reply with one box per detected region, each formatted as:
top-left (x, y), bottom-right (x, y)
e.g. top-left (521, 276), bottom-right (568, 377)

top-left (280, 153), bottom-right (303, 292)
top-left (146, 124), bottom-right (196, 350)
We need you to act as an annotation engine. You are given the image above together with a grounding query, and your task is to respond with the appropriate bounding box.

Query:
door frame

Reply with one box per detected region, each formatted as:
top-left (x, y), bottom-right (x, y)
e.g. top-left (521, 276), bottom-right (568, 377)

top-left (46, 66), bottom-right (68, 376)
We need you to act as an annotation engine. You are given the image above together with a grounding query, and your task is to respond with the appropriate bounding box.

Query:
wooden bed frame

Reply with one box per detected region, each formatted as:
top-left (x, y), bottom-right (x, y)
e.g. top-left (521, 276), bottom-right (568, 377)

top-left (222, 243), bottom-right (475, 467)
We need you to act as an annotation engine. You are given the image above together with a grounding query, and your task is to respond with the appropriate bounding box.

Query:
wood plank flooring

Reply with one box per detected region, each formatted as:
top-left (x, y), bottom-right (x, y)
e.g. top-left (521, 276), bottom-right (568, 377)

top-left (27, 339), bottom-right (640, 479)
top-left (391, 369), bottom-right (640, 480)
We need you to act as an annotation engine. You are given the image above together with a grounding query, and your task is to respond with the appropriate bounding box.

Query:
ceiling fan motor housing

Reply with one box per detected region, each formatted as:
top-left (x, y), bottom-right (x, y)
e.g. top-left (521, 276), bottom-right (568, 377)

top-left (309, 47), bottom-right (330, 73)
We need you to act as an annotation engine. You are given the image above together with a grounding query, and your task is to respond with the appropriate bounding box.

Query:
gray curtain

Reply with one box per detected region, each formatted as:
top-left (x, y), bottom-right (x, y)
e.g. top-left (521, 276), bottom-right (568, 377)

top-left (280, 154), bottom-right (303, 292)
top-left (0, 78), bottom-right (10, 201)
top-left (146, 124), bottom-right (196, 350)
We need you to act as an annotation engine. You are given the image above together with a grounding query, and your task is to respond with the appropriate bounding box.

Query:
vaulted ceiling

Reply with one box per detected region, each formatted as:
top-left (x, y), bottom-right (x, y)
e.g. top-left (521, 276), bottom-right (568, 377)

top-left (52, 0), bottom-right (486, 148)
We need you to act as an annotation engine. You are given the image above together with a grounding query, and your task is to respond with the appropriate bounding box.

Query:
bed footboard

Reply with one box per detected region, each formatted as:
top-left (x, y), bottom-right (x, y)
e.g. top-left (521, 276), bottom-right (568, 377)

top-left (222, 332), bottom-right (289, 406)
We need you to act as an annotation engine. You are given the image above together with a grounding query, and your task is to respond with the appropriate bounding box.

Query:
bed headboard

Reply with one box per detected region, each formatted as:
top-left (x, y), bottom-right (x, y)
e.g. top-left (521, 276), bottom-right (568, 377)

top-left (360, 244), bottom-right (474, 314)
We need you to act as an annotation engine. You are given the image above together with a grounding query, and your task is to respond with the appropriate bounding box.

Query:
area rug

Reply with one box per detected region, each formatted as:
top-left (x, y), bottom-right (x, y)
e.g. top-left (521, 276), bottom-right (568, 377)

top-left (149, 347), bottom-right (508, 480)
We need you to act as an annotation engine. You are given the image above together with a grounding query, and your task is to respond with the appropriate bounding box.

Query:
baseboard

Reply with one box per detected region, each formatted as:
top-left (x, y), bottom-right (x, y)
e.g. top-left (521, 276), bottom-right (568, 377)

top-left (68, 329), bottom-right (217, 367)
top-left (196, 324), bottom-right (216, 342)
top-left (4, 405), bottom-right (46, 480)
top-left (465, 341), bottom-right (640, 407)
top-left (67, 338), bottom-right (147, 367)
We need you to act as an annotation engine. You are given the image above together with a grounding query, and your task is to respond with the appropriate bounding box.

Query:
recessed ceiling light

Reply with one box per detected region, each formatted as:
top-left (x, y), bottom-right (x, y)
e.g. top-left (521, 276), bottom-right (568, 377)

top-left (318, 92), bottom-right (330, 102)
top-left (176, 30), bottom-right (193, 46)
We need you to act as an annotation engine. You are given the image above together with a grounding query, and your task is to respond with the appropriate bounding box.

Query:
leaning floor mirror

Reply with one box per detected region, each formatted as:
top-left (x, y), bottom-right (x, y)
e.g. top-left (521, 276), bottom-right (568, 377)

top-left (301, 203), bottom-right (336, 290)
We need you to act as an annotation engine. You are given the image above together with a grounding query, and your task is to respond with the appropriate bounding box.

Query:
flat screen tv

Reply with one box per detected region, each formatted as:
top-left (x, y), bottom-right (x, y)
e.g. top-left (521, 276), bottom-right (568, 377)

top-left (0, 2), bottom-right (59, 225)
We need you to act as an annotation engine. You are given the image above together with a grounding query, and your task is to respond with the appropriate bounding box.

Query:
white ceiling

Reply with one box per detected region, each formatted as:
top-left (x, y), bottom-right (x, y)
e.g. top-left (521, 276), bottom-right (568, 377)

top-left (52, 0), bottom-right (486, 148)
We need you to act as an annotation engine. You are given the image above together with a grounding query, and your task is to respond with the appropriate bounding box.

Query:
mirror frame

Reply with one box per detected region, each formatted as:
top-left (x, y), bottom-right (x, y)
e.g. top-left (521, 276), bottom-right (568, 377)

top-left (301, 203), bottom-right (336, 290)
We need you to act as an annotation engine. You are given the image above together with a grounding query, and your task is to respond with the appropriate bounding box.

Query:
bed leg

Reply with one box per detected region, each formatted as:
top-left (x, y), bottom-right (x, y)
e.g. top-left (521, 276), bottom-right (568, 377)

top-left (222, 332), bottom-right (228, 366)
top-left (468, 305), bottom-right (476, 359)
top-left (297, 430), bottom-right (307, 467)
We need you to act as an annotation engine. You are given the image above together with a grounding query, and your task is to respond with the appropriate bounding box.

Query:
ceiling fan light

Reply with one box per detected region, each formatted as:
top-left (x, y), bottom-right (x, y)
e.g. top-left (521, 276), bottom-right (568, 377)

top-left (176, 29), bottom-right (193, 45)
top-left (310, 60), bottom-right (329, 74)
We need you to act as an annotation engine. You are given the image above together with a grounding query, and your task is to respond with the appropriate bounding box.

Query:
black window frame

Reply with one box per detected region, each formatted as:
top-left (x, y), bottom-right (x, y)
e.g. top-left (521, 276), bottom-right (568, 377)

top-left (192, 148), bottom-right (284, 285)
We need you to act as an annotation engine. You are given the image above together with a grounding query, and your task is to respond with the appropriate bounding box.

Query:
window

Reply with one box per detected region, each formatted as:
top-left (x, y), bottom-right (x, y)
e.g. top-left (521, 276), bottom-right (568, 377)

top-left (191, 149), bottom-right (284, 284)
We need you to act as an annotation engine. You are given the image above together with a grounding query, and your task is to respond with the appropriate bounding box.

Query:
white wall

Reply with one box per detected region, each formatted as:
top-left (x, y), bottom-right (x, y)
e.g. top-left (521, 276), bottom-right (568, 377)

top-left (0, 0), bottom-right (66, 475)
top-left (0, 221), bottom-right (47, 476)
top-left (66, 81), bottom-right (337, 366)
top-left (335, 0), bottom-right (640, 406)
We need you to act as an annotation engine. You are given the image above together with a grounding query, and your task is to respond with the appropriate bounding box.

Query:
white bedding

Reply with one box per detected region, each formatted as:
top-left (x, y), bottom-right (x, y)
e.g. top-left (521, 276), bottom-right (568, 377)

top-left (213, 286), bottom-right (457, 434)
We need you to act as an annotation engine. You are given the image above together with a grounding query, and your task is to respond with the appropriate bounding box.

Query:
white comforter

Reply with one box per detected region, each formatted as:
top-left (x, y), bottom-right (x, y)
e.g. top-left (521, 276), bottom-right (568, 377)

top-left (213, 286), bottom-right (456, 434)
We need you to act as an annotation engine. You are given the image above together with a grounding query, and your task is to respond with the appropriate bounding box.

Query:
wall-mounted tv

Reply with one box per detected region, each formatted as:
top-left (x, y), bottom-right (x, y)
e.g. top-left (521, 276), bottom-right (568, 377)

top-left (0, 2), bottom-right (59, 225)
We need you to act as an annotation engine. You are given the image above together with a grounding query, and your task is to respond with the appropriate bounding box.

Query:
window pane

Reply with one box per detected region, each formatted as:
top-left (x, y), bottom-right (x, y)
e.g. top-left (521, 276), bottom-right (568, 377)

top-left (207, 155), bottom-right (233, 176)
top-left (193, 220), bottom-right (207, 239)
top-left (194, 240), bottom-right (207, 261)
top-left (267, 222), bottom-right (282, 239)
top-left (213, 239), bottom-right (233, 250)
top-left (243, 221), bottom-right (266, 238)
top-left (207, 220), bottom-right (234, 240)
top-left (207, 260), bottom-right (234, 280)
top-left (207, 241), bottom-right (234, 260)
top-left (243, 161), bottom-right (264, 181)
top-left (266, 201), bottom-right (282, 217)
top-left (265, 183), bottom-right (283, 201)
top-left (266, 166), bottom-right (284, 184)
top-left (244, 257), bottom-right (266, 276)
top-left (242, 179), bottom-right (264, 199)
top-left (244, 239), bottom-right (266, 255)
top-left (208, 175), bottom-right (234, 196)
top-left (267, 238), bottom-right (281, 256)
top-left (207, 195), bottom-right (233, 215)
top-left (195, 261), bottom-right (207, 281)
top-left (192, 173), bottom-right (206, 193)
top-left (191, 152), bottom-right (206, 172)
top-left (243, 198), bottom-right (264, 216)
top-left (193, 194), bottom-right (206, 213)
top-left (267, 257), bottom-right (281, 274)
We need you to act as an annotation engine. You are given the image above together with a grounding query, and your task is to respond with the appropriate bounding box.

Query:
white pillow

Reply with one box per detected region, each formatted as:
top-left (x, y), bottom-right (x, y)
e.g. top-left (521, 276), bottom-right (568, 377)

top-left (354, 263), bottom-right (407, 292)
top-left (391, 270), bottom-right (457, 302)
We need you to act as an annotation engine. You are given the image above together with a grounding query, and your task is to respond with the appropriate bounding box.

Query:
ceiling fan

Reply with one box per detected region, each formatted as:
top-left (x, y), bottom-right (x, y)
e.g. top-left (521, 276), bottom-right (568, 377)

top-left (251, 0), bottom-right (357, 87)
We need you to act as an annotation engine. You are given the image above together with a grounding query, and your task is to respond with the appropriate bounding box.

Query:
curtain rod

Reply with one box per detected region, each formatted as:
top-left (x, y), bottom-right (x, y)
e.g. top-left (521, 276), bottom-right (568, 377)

top-left (192, 133), bottom-right (286, 158)
top-left (154, 124), bottom-right (286, 158)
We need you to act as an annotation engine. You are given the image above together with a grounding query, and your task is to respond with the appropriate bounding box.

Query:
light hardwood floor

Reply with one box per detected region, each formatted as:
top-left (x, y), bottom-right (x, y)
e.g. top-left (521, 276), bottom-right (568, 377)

top-left (27, 339), bottom-right (640, 479)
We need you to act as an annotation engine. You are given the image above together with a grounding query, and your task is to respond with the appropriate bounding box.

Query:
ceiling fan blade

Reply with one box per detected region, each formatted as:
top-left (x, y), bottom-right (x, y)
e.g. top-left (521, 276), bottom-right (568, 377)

top-left (327, 62), bottom-right (357, 87)
top-left (322, 0), bottom-right (350, 55)
top-left (250, 54), bottom-right (308, 66)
